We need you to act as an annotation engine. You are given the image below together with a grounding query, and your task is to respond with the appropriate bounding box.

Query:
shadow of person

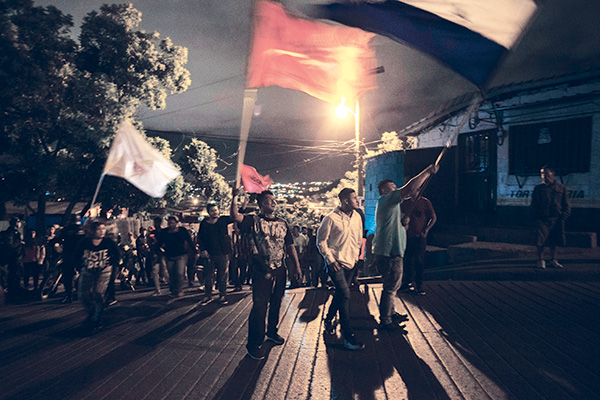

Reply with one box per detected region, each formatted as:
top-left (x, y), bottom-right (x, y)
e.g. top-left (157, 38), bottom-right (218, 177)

top-left (323, 286), bottom-right (395, 400)
top-left (387, 331), bottom-right (451, 400)
top-left (298, 287), bottom-right (329, 323)
top-left (212, 341), bottom-right (277, 400)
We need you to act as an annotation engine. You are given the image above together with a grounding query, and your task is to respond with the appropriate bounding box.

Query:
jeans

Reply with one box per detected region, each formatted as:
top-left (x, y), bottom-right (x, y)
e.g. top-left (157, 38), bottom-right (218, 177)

top-left (247, 263), bottom-right (286, 350)
top-left (326, 265), bottom-right (356, 338)
top-left (204, 254), bottom-right (229, 297)
top-left (165, 254), bottom-right (187, 295)
top-left (152, 256), bottom-right (169, 291)
top-left (378, 256), bottom-right (403, 324)
top-left (402, 237), bottom-right (426, 289)
top-left (79, 267), bottom-right (111, 322)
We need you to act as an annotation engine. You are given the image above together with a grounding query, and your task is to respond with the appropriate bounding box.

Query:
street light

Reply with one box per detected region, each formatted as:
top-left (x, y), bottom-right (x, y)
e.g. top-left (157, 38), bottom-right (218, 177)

top-left (336, 97), bottom-right (364, 197)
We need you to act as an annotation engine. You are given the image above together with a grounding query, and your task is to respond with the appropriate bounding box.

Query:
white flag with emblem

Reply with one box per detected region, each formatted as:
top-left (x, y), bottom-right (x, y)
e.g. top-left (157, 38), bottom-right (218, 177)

top-left (103, 120), bottom-right (180, 198)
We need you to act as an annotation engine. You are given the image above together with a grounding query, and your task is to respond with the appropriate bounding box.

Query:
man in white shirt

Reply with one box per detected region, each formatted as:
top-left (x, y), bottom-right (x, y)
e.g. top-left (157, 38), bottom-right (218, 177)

top-left (317, 188), bottom-right (364, 350)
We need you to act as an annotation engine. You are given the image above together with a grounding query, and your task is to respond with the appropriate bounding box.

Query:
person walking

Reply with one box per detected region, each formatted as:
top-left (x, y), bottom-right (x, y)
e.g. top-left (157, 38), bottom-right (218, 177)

top-left (156, 216), bottom-right (194, 298)
top-left (58, 216), bottom-right (85, 303)
top-left (231, 189), bottom-right (301, 360)
top-left (22, 229), bottom-right (45, 293)
top-left (317, 188), bottom-right (365, 350)
top-left (149, 218), bottom-right (169, 296)
top-left (74, 219), bottom-right (120, 331)
top-left (197, 204), bottom-right (233, 305)
top-left (399, 195), bottom-right (437, 295)
top-left (530, 166), bottom-right (571, 269)
top-left (373, 164), bottom-right (438, 330)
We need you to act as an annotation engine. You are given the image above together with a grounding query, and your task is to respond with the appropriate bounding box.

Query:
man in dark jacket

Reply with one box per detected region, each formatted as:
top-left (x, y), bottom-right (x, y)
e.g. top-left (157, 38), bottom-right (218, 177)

top-left (530, 166), bottom-right (571, 269)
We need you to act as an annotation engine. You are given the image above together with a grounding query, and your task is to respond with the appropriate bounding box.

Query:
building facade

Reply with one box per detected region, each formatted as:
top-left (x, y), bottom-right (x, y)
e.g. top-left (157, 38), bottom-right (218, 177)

top-left (365, 70), bottom-right (600, 241)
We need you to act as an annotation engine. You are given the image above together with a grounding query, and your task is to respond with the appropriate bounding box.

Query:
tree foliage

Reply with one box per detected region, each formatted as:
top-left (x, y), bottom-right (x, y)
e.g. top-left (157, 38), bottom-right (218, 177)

top-left (0, 1), bottom-right (191, 222)
top-left (365, 131), bottom-right (417, 159)
top-left (179, 138), bottom-right (231, 208)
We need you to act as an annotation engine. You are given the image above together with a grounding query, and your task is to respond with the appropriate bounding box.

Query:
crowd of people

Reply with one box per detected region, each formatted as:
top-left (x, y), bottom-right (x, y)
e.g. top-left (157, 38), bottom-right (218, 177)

top-left (0, 164), bottom-right (569, 357)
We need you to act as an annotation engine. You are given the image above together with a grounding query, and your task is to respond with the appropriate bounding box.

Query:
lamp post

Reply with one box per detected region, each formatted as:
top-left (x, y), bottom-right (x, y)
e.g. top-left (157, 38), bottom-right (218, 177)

top-left (336, 99), bottom-right (364, 197)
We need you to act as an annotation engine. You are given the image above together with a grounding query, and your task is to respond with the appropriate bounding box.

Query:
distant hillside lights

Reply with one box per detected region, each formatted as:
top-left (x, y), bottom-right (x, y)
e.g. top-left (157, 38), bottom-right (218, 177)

top-left (270, 181), bottom-right (331, 199)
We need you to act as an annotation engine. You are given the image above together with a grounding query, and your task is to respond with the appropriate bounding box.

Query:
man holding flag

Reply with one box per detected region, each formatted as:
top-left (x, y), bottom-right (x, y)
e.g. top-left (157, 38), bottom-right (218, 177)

top-left (231, 188), bottom-right (301, 360)
top-left (373, 164), bottom-right (438, 331)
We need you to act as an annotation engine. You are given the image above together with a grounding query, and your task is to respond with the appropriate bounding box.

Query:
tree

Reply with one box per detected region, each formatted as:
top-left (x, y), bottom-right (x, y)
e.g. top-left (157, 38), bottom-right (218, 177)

top-left (365, 131), bottom-right (417, 158)
top-left (179, 138), bottom-right (232, 208)
top-left (0, 1), bottom-right (190, 228)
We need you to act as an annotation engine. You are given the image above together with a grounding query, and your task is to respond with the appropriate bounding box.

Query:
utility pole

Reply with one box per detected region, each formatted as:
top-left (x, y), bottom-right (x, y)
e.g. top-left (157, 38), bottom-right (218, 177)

top-left (354, 100), bottom-right (364, 197)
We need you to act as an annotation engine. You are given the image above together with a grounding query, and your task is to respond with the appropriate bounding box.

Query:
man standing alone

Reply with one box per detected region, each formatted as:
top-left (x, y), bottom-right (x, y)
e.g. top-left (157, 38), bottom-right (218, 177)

top-left (231, 189), bottom-right (301, 360)
top-left (530, 166), bottom-right (570, 269)
top-left (317, 188), bottom-right (364, 350)
top-left (399, 195), bottom-right (437, 295)
top-left (374, 164), bottom-right (438, 330)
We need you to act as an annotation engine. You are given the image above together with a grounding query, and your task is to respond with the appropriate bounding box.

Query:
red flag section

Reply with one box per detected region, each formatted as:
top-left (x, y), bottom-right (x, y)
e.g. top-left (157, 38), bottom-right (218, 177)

top-left (247, 0), bottom-right (377, 105)
top-left (240, 164), bottom-right (273, 194)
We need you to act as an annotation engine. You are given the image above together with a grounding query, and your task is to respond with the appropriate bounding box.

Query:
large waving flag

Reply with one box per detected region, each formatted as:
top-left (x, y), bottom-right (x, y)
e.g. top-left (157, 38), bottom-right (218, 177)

top-left (103, 120), bottom-right (180, 198)
top-left (247, 0), bottom-right (377, 105)
top-left (240, 164), bottom-right (273, 194)
top-left (310, 0), bottom-right (537, 88)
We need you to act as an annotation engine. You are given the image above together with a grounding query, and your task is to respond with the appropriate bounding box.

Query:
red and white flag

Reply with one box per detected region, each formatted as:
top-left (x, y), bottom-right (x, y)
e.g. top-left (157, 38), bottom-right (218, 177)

top-left (240, 164), bottom-right (273, 194)
top-left (103, 120), bottom-right (180, 198)
top-left (247, 0), bottom-right (377, 105)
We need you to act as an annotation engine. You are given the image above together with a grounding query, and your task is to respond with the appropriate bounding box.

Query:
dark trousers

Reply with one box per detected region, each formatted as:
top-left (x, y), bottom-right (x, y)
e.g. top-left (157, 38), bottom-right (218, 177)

top-left (203, 254), bottom-right (229, 297)
top-left (402, 236), bottom-right (427, 289)
top-left (61, 262), bottom-right (76, 299)
top-left (326, 265), bottom-right (356, 338)
top-left (247, 263), bottom-right (286, 350)
top-left (23, 262), bottom-right (42, 290)
top-left (231, 254), bottom-right (248, 288)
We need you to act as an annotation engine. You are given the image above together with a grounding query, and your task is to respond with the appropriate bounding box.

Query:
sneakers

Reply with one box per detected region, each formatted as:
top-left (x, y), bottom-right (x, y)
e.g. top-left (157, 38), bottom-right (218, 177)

top-left (379, 322), bottom-right (407, 333)
top-left (218, 296), bottom-right (229, 305)
top-left (246, 346), bottom-right (265, 360)
top-left (392, 312), bottom-right (409, 323)
top-left (537, 260), bottom-right (546, 269)
top-left (343, 335), bottom-right (365, 351)
top-left (151, 290), bottom-right (162, 296)
top-left (324, 318), bottom-right (336, 334)
top-left (200, 296), bottom-right (212, 305)
top-left (266, 332), bottom-right (285, 345)
top-left (548, 259), bottom-right (564, 269)
top-left (414, 288), bottom-right (426, 296)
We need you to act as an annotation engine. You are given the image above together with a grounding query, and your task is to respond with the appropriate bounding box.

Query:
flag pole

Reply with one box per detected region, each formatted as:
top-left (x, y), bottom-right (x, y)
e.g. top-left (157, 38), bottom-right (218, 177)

top-left (405, 92), bottom-right (483, 217)
top-left (89, 173), bottom-right (106, 214)
top-left (235, 89), bottom-right (258, 188)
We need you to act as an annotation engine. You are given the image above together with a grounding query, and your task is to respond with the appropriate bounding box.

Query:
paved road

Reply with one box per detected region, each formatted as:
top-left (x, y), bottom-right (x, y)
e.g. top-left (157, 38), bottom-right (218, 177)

top-left (1, 274), bottom-right (599, 399)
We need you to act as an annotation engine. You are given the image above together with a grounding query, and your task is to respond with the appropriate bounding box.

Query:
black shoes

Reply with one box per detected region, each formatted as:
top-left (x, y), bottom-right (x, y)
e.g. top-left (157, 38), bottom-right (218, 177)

top-left (266, 333), bottom-right (285, 345)
top-left (246, 346), bottom-right (265, 360)
top-left (392, 312), bottom-right (409, 323)
top-left (379, 322), bottom-right (408, 333)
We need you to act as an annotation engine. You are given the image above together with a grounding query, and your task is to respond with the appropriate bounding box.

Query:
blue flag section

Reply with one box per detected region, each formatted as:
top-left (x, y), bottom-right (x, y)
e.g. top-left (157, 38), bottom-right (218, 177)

top-left (310, 0), bottom-right (537, 88)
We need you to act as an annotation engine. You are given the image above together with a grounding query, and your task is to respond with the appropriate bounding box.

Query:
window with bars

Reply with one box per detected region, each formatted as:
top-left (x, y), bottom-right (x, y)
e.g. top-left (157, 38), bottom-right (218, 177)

top-left (509, 117), bottom-right (592, 176)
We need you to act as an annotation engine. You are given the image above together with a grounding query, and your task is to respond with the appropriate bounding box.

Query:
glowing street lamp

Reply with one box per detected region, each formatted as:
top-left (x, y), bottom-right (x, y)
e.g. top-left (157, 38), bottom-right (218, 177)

top-left (336, 97), bottom-right (364, 197)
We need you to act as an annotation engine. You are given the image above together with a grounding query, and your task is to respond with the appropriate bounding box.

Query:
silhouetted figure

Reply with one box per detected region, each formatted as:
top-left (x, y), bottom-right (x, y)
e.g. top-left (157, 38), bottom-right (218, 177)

top-left (531, 166), bottom-right (571, 269)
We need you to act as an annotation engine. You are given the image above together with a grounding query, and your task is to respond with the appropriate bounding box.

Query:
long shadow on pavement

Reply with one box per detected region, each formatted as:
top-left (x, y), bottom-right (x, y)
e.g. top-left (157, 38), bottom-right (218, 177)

top-left (2, 294), bottom-right (242, 400)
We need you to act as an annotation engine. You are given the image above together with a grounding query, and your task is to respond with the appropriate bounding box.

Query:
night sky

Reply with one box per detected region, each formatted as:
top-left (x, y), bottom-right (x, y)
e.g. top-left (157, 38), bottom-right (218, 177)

top-left (34, 0), bottom-right (600, 182)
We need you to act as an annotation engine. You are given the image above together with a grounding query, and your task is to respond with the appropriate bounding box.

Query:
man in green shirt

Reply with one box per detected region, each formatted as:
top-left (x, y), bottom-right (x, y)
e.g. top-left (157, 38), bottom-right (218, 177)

top-left (373, 164), bottom-right (438, 330)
